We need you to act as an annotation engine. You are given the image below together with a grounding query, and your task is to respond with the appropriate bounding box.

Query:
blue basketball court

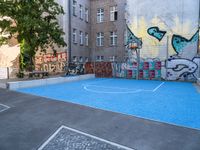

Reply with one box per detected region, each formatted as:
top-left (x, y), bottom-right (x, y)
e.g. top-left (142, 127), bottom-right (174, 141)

top-left (16, 78), bottom-right (200, 130)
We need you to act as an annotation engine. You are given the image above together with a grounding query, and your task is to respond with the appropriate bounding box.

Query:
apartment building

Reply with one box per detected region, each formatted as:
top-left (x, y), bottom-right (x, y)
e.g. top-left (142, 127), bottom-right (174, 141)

top-left (66, 0), bottom-right (127, 63)
top-left (69, 0), bottom-right (91, 63)
top-left (90, 0), bottom-right (126, 62)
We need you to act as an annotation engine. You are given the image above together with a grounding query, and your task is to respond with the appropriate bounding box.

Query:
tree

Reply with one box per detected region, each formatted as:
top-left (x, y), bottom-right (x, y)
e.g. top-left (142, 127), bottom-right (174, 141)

top-left (0, 0), bottom-right (67, 73)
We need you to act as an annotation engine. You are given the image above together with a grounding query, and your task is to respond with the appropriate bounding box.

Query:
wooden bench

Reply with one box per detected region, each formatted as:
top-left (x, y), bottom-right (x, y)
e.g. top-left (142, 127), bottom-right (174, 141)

top-left (29, 71), bottom-right (49, 78)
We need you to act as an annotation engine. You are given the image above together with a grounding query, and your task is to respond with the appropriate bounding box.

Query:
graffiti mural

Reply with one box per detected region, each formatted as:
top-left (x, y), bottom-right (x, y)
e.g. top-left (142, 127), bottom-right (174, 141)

top-left (64, 62), bottom-right (84, 75)
top-left (165, 58), bottom-right (199, 80)
top-left (126, 25), bottom-right (143, 48)
top-left (147, 27), bottom-right (166, 41)
top-left (85, 62), bottom-right (113, 78)
top-left (112, 61), bottom-right (161, 80)
top-left (164, 30), bottom-right (200, 80)
top-left (35, 52), bottom-right (67, 73)
top-left (172, 31), bottom-right (199, 57)
top-left (126, 0), bottom-right (200, 81)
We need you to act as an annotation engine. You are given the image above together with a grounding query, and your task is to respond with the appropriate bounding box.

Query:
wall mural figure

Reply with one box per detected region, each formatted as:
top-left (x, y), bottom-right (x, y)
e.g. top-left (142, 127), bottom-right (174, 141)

top-left (147, 27), bottom-right (167, 41)
top-left (126, 25), bottom-right (143, 48)
top-left (172, 30), bottom-right (199, 58)
top-left (165, 30), bottom-right (200, 80)
top-left (126, 25), bottom-right (143, 63)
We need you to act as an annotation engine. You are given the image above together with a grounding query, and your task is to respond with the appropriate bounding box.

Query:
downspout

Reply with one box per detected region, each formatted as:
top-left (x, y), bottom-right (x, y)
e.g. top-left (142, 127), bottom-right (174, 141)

top-left (198, 0), bottom-right (200, 53)
top-left (68, 0), bottom-right (72, 63)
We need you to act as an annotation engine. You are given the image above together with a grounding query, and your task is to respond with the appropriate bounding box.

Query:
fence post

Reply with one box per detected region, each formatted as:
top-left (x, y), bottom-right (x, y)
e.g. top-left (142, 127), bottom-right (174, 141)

top-left (7, 67), bottom-right (9, 79)
top-left (165, 36), bottom-right (169, 81)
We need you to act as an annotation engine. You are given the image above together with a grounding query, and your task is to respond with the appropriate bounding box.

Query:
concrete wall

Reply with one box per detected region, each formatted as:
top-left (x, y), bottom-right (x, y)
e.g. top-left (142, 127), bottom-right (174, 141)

top-left (7, 74), bottom-right (95, 90)
top-left (126, 0), bottom-right (200, 81)
top-left (0, 37), bottom-right (20, 79)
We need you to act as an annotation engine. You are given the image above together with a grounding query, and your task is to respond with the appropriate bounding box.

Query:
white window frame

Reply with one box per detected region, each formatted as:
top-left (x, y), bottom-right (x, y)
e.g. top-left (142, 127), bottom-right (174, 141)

top-left (85, 8), bottom-right (89, 22)
top-left (79, 5), bottom-right (83, 19)
top-left (110, 31), bottom-right (117, 46)
top-left (85, 57), bottom-right (89, 62)
top-left (96, 32), bottom-right (104, 46)
top-left (110, 6), bottom-right (118, 21)
top-left (79, 56), bottom-right (83, 62)
top-left (73, 56), bottom-right (77, 62)
top-left (97, 8), bottom-right (104, 23)
top-left (72, 28), bottom-right (77, 44)
top-left (109, 56), bottom-right (117, 62)
top-left (72, 0), bottom-right (77, 16)
top-left (96, 56), bottom-right (104, 62)
top-left (85, 33), bottom-right (89, 46)
top-left (79, 31), bottom-right (83, 45)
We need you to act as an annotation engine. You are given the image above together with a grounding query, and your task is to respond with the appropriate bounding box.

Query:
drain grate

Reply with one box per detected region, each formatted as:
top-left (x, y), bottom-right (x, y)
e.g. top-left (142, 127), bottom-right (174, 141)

top-left (38, 126), bottom-right (135, 150)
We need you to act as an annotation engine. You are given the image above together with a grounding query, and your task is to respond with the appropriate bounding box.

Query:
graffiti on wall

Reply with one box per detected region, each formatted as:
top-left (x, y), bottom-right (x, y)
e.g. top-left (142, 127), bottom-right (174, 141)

top-left (164, 30), bottom-right (200, 80)
top-left (126, 25), bottom-right (143, 48)
top-left (125, 0), bottom-right (200, 81)
top-left (35, 52), bottom-right (67, 73)
top-left (147, 27), bottom-right (166, 41)
top-left (112, 61), bottom-right (162, 80)
top-left (172, 31), bottom-right (199, 56)
top-left (85, 62), bottom-right (112, 77)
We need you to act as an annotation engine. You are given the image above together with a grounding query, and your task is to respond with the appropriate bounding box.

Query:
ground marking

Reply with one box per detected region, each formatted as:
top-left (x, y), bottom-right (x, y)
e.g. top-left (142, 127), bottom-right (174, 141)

top-left (83, 82), bottom-right (165, 94)
top-left (0, 103), bottom-right (10, 113)
top-left (82, 78), bottom-right (113, 86)
top-left (84, 85), bottom-right (138, 90)
top-left (152, 82), bottom-right (165, 92)
top-left (38, 125), bottom-right (135, 150)
top-left (83, 86), bottom-right (143, 94)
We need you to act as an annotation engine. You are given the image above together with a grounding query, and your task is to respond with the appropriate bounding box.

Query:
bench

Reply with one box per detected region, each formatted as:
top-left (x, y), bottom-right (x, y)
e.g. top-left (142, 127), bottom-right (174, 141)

top-left (29, 71), bottom-right (49, 78)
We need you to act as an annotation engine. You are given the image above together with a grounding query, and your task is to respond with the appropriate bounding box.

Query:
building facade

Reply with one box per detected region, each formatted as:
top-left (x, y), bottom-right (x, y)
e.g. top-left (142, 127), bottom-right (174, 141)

top-left (64, 0), bottom-right (127, 63)
top-left (37, 0), bottom-right (200, 80)
top-left (69, 0), bottom-right (91, 63)
top-left (90, 0), bottom-right (126, 62)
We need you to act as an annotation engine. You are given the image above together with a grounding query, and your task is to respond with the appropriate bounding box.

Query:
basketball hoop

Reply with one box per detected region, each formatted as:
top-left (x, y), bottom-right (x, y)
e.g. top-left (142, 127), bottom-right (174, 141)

top-left (128, 42), bottom-right (138, 50)
top-left (130, 45), bottom-right (138, 49)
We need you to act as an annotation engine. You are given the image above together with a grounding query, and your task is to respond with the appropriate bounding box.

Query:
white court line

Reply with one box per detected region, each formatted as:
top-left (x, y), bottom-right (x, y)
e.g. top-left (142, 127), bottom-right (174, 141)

top-left (83, 82), bottom-right (165, 94)
top-left (0, 103), bottom-right (10, 113)
top-left (38, 125), bottom-right (135, 150)
top-left (152, 82), bottom-right (165, 92)
top-left (83, 86), bottom-right (143, 94)
top-left (84, 85), bottom-right (138, 90)
top-left (82, 78), bottom-right (113, 86)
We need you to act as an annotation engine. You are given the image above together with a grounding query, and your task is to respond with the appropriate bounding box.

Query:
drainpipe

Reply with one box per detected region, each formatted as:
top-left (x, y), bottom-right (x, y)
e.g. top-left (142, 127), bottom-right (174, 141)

top-left (198, 0), bottom-right (200, 53)
top-left (198, 0), bottom-right (200, 78)
top-left (68, 0), bottom-right (72, 63)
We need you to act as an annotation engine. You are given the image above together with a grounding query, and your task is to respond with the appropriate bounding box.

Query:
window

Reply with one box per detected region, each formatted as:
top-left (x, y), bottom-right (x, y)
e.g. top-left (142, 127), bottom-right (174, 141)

top-left (85, 8), bottom-right (89, 22)
top-left (79, 56), bottom-right (83, 62)
top-left (85, 57), bottom-right (89, 62)
top-left (96, 32), bottom-right (104, 46)
top-left (110, 31), bottom-right (117, 46)
top-left (72, 0), bottom-right (77, 16)
top-left (79, 31), bottom-right (83, 45)
top-left (97, 8), bottom-right (104, 23)
top-left (72, 29), bottom-right (77, 43)
top-left (79, 5), bottom-right (83, 19)
top-left (85, 33), bottom-right (89, 46)
top-left (73, 56), bottom-right (77, 62)
top-left (96, 56), bottom-right (104, 62)
top-left (110, 6), bottom-right (118, 21)
top-left (109, 56), bottom-right (117, 62)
